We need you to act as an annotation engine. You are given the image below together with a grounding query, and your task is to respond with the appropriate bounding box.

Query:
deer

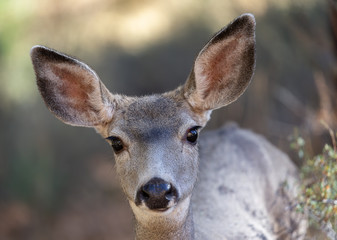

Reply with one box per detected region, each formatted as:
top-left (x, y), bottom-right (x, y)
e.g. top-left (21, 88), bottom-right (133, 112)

top-left (30, 13), bottom-right (307, 240)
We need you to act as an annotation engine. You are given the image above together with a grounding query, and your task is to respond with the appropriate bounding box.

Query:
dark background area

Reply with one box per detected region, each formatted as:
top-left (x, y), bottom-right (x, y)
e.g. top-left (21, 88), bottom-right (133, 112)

top-left (0, 0), bottom-right (336, 239)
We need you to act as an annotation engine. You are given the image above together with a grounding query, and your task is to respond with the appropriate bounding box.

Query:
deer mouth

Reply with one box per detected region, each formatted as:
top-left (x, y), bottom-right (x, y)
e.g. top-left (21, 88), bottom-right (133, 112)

top-left (130, 196), bottom-right (191, 219)
top-left (152, 207), bottom-right (170, 212)
top-left (134, 199), bottom-right (178, 214)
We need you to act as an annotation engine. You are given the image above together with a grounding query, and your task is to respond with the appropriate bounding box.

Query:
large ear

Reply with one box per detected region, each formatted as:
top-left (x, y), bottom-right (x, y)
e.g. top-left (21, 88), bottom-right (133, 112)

top-left (30, 46), bottom-right (114, 127)
top-left (183, 13), bottom-right (256, 111)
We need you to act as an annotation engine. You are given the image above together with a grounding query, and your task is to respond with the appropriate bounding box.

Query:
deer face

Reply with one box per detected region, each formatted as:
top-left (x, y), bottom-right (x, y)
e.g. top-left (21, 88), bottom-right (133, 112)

top-left (99, 95), bottom-right (209, 213)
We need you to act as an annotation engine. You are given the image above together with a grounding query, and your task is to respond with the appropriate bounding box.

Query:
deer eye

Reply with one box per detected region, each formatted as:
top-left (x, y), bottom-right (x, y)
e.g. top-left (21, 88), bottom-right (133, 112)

top-left (186, 126), bottom-right (200, 144)
top-left (106, 136), bottom-right (124, 154)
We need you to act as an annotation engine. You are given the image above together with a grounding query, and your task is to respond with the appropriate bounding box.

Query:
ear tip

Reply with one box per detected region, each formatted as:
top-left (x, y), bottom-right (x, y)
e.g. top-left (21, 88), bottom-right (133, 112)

top-left (237, 13), bottom-right (256, 29)
top-left (240, 13), bottom-right (255, 21)
top-left (30, 45), bottom-right (55, 65)
top-left (30, 45), bottom-right (48, 58)
top-left (30, 45), bottom-right (76, 67)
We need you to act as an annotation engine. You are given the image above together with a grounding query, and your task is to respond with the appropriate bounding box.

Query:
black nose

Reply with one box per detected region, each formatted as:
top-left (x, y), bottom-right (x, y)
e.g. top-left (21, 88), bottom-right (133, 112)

top-left (136, 177), bottom-right (178, 210)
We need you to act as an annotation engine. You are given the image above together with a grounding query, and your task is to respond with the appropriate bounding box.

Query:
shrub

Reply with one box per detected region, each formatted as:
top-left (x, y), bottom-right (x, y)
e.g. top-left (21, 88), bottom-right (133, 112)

top-left (291, 124), bottom-right (337, 239)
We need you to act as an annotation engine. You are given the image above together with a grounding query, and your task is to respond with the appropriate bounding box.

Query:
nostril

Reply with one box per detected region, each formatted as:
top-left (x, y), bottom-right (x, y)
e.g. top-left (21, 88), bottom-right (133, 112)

top-left (140, 189), bottom-right (150, 201)
top-left (165, 188), bottom-right (174, 201)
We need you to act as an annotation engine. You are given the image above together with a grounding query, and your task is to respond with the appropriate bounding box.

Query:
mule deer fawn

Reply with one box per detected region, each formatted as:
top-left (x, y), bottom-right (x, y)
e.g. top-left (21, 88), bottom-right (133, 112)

top-left (31, 14), bottom-right (306, 240)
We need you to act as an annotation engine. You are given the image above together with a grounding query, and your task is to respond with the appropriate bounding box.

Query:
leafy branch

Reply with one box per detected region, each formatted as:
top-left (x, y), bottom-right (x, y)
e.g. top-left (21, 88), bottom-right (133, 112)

top-left (291, 123), bottom-right (337, 239)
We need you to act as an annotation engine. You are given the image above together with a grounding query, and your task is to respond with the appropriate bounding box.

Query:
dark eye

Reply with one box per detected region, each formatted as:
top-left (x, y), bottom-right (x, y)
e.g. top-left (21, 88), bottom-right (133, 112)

top-left (106, 136), bottom-right (124, 153)
top-left (186, 127), bottom-right (200, 144)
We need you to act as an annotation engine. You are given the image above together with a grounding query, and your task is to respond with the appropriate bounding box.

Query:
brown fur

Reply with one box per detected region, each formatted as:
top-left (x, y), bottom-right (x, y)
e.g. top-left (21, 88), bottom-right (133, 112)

top-left (184, 14), bottom-right (255, 112)
top-left (31, 46), bottom-right (114, 127)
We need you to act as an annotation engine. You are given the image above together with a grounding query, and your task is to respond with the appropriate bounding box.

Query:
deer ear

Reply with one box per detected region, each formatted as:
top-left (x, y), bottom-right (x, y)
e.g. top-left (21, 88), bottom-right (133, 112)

top-left (183, 13), bottom-right (256, 111)
top-left (31, 46), bottom-right (114, 127)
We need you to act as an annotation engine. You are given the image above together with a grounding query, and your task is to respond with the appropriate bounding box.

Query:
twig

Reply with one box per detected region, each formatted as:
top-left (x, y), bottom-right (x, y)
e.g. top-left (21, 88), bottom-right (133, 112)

top-left (308, 211), bottom-right (337, 240)
top-left (320, 120), bottom-right (337, 153)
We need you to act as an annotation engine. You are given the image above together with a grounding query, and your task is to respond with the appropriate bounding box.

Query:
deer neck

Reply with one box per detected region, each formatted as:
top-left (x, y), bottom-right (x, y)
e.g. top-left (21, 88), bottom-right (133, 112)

top-left (131, 197), bottom-right (194, 240)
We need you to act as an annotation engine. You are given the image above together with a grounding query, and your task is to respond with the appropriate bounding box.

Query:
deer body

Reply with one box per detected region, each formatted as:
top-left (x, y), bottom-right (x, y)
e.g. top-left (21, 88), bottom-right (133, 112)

top-left (31, 14), bottom-right (306, 239)
top-left (194, 125), bottom-right (301, 239)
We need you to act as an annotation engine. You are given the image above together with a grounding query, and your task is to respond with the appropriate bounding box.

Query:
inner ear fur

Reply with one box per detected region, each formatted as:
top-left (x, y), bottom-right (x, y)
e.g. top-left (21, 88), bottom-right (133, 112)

top-left (31, 46), bottom-right (114, 127)
top-left (184, 13), bottom-right (256, 111)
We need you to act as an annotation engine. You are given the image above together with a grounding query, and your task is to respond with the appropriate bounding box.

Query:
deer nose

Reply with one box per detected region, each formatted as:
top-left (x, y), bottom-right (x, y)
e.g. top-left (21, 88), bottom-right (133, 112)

top-left (136, 177), bottom-right (178, 210)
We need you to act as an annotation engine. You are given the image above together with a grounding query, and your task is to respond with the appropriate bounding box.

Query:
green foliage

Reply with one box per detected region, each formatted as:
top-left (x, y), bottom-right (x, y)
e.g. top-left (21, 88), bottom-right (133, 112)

top-left (291, 127), bottom-right (337, 235)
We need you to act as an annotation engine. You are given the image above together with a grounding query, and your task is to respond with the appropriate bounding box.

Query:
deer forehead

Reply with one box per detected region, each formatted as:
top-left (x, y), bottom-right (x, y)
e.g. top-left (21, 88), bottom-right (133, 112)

top-left (125, 96), bottom-right (182, 127)
top-left (110, 95), bottom-right (201, 143)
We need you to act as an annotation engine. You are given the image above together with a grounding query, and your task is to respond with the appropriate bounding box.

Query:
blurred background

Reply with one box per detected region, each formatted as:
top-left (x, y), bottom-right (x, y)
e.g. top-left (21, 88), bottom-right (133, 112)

top-left (0, 0), bottom-right (336, 239)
